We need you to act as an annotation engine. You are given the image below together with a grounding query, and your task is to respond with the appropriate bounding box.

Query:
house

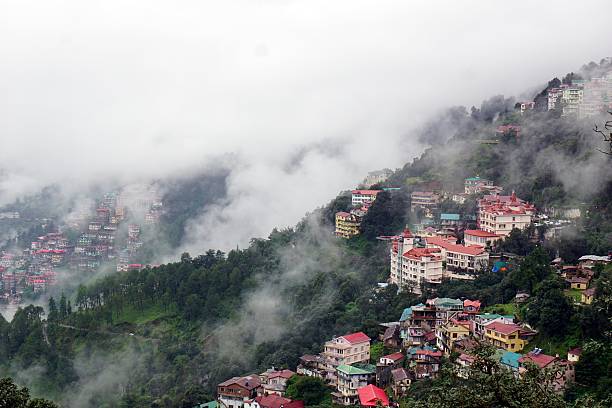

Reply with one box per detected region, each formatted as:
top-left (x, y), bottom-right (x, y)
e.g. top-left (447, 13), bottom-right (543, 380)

top-left (440, 213), bottom-right (461, 226)
top-left (578, 255), bottom-right (611, 269)
top-left (566, 276), bottom-right (590, 290)
top-left (258, 369), bottom-right (295, 396)
top-left (465, 177), bottom-right (493, 194)
top-left (410, 191), bottom-right (440, 211)
top-left (483, 321), bottom-right (533, 352)
top-left (408, 347), bottom-right (443, 379)
top-left (473, 314), bottom-right (514, 339)
top-left (464, 230), bottom-right (502, 248)
top-left (567, 348), bottom-right (582, 362)
top-left (351, 190), bottom-right (382, 206)
top-left (381, 324), bottom-right (401, 349)
top-left (217, 375), bottom-right (262, 408)
top-left (436, 319), bottom-right (471, 355)
top-left (323, 332), bottom-right (371, 381)
top-left (581, 288), bottom-right (595, 304)
top-left (390, 368), bottom-right (412, 398)
top-left (517, 101), bottom-right (535, 114)
top-left (296, 355), bottom-right (325, 379)
top-left (357, 385), bottom-right (389, 408)
top-left (463, 299), bottom-right (481, 315)
top-left (519, 350), bottom-right (575, 392)
top-left (456, 353), bottom-right (476, 378)
top-left (376, 352), bottom-right (405, 388)
top-left (477, 192), bottom-right (535, 237)
top-left (333, 364), bottom-right (376, 406)
top-left (244, 395), bottom-right (304, 408)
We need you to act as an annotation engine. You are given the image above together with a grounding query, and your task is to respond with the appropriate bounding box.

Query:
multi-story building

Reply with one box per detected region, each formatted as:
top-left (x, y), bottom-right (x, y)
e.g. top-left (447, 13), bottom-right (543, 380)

top-left (477, 192), bottom-right (535, 237)
top-left (332, 364), bottom-right (376, 405)
top-left (362, 169), bottom-right (393, 188)
top-left (561, 86), bottom-right (584, 116)
top-left (435, 319), bottom-right (471, 355)
top-left (517, 101), bottom-right (535, 114)
top-left (335, 212), bottom-right (361, 239)
top-left (464, 229), bottom-right (501, 248)
top-left (323, 332), bottom-right (371, 382)
top-left (547, 86), bottom-right (567, 110)
top-left (464, 177), bottom-right (493, 194)
top-left (351, 190), bottom-right (381, 206)
top-left (425, 237), bottom-right (489, 275)
top-left (297, 355), bottom-right (326, 379)
top-left (483, 321), bottom-right (534, 352)
top-left (217, 375), bottom-right (262, 408)
top-left (473, 314), bottom-right (514, 339)
top-left (410, 191), bottom-right (440, 211)
top-left (258, 369), bottom-right (295, 396)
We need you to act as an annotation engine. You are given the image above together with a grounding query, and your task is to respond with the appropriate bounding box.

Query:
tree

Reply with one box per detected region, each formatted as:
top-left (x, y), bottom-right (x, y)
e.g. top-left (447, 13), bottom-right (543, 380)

top-left (47, 297), bottom-right (58, 322)
top-left (285, 375), bottom-right (328, 406)
top-left (58, 293), bottom-right (67, 320)
top-left (525, 276), bottom-right (573, 337)
top-left (0, 377), bottom-right (58, 408)
top-left (593, 111), bottom-right (612, 156)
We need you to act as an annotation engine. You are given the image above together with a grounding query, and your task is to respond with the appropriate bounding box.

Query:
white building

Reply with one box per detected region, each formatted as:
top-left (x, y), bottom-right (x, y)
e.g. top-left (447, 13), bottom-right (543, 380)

top-left (464, 229), bottom-right (502, 247)
top-left (351, 190), bottom-right (381, 206)
top-left (477, 192), bottom-right (535, 237)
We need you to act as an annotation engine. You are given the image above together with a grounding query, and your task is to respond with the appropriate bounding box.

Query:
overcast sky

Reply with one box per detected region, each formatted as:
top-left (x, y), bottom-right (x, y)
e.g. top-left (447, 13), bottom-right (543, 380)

top-left (1, 1), bottom-right (611, 252)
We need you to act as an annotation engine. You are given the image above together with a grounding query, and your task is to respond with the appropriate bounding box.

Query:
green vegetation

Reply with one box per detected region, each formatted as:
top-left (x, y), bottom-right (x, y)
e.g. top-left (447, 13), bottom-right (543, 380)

top-left (0, 377), bottom-right (58, 408)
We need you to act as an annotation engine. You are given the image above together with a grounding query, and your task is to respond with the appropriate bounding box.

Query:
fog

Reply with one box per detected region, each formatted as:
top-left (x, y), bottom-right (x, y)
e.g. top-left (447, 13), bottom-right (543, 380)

top-left (1, 1), bottom-right (611, 252)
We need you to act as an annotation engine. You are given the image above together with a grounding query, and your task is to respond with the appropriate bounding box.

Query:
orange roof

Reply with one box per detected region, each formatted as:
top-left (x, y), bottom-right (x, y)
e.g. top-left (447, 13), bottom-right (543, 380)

top-left (519, 353), bottom-right (557, 369)
top-left (403, 247), bottom-right (442, 261)
top-left (465, 229), bottom-right (500, 238)
top-left (426, 237), bottom-right (486, 256)
top-left (381, 352), bottom-right (405, 362)
top-left (463, 299), bottom-right (481, 309)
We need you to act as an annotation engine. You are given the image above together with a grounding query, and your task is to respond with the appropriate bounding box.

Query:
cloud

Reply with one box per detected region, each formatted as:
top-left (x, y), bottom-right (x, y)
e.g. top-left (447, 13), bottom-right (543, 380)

top-left (0, 1), bottom-right (611, 251)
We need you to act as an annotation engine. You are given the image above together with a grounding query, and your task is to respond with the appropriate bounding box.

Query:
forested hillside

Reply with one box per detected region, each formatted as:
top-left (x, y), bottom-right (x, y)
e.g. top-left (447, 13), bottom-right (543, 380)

top-left (1, 68), bottom-right (611, 407)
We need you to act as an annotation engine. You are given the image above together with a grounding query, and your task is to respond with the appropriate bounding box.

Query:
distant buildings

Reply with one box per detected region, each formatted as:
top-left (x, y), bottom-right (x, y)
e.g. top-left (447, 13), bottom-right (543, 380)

top-left (333, 364), bottom-right (376, 405)
top-left (464, 229), bottom-right (502, 248)
top-left (362, 169), bottom-right (393, 188)
top-left (322, 332), bottom-right (371, 382)
top-left (410, 191), bottom-right (440, 212)
top-left (217, 375), bottom-right (261, 408)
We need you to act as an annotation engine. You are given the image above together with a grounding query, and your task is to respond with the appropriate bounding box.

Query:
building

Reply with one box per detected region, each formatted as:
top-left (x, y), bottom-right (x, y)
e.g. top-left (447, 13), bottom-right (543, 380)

top-left (581, 288), bottom-right (595, 304)
top-left (351, 190), bottom-right (382, 206)
top-left (473, 314), bottom-right (514, 339)
top-left (561, 86), bottom-right (584, 116)
top-left (517, 101), bottom-right (535, 114)
top-left (500, 351), bottom-right (521, 375)
top-left (425, 236), bottom-right (489, 275)
top-left (566, 276), bottom-right (590, 290)
top-left (333, 364), bottom-right (376, 405)
top-left (258, 369), bottom-right (295, 396)
top-left (357, 385), bottom-right (389, 408)
top-left (496, 125), bottom-right (521, 139)
top-left (410, 191), bottom-right (440, 211)
top-left (217, 375), bottom-right (262, 408)
top-left (463, 299), bottom-right (481, 315)
top-left (567, 348), bottom-right (582, 362)
top-left (244, 395), bottom-right (303, 408)
top-left (335, 212), bottom-right (361, 239)
top-left (376, 352), bottom-right (405, 388)
top-left (483, 321), bottom-right (533, 352)
top-left (436, 319), bottom-right (471, 355)
top-left (323, 332), bottom-right (371, 381)
top-left (518, 350), bottom-right (575, 392)
top-left (297, 355), bottom-right (326, 379)
top-left (439, 213), bottom-right (461, 226)
top-left (390, 368), bottom-right (412, 398)
top-left (477, 192), bottom-right (535, 237)
top-left (362, 169), bottom-right (393, 188)
top-left (463, 176), bottom-right (493, 194)
top-left (464, 229), bottom-right (502, 248)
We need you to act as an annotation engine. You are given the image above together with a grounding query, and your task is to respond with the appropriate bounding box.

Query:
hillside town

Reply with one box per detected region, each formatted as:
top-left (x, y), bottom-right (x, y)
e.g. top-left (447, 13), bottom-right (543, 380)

top-left (210, 170), bottom-right (610, 408)
top-left (0, 186), bottom-right (163, 308)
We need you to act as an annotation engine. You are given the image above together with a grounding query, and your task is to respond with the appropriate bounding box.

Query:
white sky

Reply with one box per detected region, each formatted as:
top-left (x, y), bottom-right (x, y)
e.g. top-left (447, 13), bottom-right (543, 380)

top-left (1, 1), bottom-right (611, 251)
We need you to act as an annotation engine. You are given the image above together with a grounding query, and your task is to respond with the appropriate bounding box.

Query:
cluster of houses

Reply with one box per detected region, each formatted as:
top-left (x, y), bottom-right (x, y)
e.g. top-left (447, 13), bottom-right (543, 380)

top-left (538, 72), bottom-right (612, 118)
top-left (334, 190), bottom-right (381, 239)
top-left (554, 254), bottom-right (611, 305)
top-left (212, 294), bottom-right (587, 408)
top-left (0, 187), bottom-right (164, 307)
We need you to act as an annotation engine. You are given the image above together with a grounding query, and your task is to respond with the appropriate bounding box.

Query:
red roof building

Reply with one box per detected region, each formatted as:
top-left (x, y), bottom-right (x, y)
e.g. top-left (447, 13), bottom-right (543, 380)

top-left (340, 332), bottom-right (371, 344)
top-left (358, 385), bottom-right (389, 407)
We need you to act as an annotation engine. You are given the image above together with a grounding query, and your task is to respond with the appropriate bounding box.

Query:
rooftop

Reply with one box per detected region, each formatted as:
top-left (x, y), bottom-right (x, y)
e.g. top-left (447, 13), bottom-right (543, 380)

top-left (339, 332), bottom-right (371, 344)
top-left (337, 364), bottom-right (376, 375)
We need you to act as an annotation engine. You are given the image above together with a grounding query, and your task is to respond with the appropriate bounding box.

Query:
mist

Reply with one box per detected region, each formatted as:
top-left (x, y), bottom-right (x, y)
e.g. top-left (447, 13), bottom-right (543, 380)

top-left (1, 1), bottom-right (611, 253)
